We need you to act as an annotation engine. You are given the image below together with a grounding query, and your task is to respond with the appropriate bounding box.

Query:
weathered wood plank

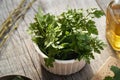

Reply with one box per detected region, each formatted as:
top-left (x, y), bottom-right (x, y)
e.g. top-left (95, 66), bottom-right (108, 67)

top-left (0, 0), bottom-right (117, 80)
top-left (0, 0), bottom-right (42, 80)
top-left (0, 0), bottom-right (18, 25)
top-left (96, 0), bottom-right (112, 14)
top-left (92, 56), bottom-right (120, 80)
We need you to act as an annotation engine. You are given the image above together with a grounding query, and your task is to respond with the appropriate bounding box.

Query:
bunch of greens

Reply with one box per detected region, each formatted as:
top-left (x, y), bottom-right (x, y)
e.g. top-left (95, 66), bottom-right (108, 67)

top-left (28, 8), bottom-right (105, 67)
top-left (104, 66), bottom-right (120, 80)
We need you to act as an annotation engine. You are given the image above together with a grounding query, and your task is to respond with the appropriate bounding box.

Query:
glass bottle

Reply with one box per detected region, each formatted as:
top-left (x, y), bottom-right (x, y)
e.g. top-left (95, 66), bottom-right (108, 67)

top-left (106, 0), bottom-right (120, 51)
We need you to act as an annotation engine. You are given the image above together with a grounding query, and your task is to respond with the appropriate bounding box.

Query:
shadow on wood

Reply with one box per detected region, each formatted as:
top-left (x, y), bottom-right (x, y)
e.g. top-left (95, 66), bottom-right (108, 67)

top-left (40, 63), bottom-right (93, 80)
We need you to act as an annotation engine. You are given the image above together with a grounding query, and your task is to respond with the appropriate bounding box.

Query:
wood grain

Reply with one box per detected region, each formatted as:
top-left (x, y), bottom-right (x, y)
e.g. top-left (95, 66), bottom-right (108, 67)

top-left (96, 0), bottom-right (113, 14)
top-left (92, 56), bottom-right (120, 80)
top-left (0, 0), bottom-right (117, 80)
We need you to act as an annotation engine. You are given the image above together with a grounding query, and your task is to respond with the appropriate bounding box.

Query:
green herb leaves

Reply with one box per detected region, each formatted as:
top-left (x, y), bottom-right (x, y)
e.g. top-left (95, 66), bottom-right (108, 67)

top-left (104, 66), bottom-right (120, 80)
top-left (28, 8), bottom-right (105, 67)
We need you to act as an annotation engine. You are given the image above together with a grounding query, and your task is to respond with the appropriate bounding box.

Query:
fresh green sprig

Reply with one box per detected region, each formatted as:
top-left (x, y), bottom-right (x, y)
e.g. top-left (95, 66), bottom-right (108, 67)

top-left (104, 66), bottom-right (120, 80)
top-left (28, 8), bottom-right (105, 67)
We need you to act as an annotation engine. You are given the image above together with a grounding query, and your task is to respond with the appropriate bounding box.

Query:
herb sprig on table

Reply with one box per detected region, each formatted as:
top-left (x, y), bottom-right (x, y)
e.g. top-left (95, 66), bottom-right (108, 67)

top-left (104, 66), bottom-right (120, 80)
top-left (28, 8), bottom-right (105, 67)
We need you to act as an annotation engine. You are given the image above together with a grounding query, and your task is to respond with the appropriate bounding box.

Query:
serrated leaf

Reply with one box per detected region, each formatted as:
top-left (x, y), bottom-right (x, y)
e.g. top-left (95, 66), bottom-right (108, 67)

top-left (44, 58), bottom-right (55, 67)
top-left (104, 76), bottom-right (113, 80)
top-left (111, 66), bottom-right (120, 80)
top-left (93, 10), bottom-right (104, 18)
top-left (104, 66), bottom-right (120, 80)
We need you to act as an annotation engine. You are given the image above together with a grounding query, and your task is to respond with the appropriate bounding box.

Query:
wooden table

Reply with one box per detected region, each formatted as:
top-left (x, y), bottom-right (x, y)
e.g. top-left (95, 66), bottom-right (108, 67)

top-left (0, 0), bottom-right (117, 80)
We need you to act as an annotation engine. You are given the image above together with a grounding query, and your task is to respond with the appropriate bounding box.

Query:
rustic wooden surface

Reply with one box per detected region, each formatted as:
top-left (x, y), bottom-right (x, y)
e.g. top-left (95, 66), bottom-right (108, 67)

top-left (92, 56), bottom-right (120, 80)
top-left (0, 0), bottom-right (118, 80)
top-left (96, 0), bottom-right (113, 14)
